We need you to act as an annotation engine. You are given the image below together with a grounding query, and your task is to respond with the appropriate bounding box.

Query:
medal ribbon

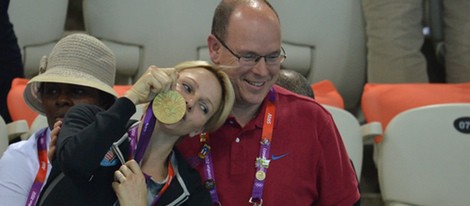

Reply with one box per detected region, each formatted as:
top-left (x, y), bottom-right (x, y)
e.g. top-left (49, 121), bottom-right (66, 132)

top-left (25, 128), bottom-right (48, 206)
top-left (133, 103), bottom-right (157, 163)
top-left (200, 89), bottom-right (276, 206)
top-left (128, 102), bottom-right (175, 205)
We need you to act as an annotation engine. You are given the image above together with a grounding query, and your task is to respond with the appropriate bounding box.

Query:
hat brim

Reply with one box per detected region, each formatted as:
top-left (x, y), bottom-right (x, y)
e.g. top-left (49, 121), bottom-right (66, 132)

top-left (24, 67), bottom-right (118, 115)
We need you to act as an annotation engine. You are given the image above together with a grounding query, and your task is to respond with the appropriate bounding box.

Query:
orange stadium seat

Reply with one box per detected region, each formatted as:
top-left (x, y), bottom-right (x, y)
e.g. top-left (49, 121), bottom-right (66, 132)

top-left (311, 80), bottom-right (345, 109)
top-left (361, 82), bottom-right (470, 143)
top-left (7, 78), bottom-right (38, 127)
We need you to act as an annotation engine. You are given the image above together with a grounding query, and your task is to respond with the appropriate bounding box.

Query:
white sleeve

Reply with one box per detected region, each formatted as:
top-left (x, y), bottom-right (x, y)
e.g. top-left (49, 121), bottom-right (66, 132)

top-left (0, 135), bottom-right (40, 206)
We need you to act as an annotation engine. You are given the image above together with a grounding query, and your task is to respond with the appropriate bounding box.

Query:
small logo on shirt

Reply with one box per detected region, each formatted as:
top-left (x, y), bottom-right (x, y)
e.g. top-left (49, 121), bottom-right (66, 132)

top-left (100, 148), bottom-right (118, 166)
top-left (271, 153), bottom-right (288, 160)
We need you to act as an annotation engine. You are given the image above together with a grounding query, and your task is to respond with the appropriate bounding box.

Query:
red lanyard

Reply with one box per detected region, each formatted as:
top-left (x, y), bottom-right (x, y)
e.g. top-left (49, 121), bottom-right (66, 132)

top-left (150, 160), bottom-right (175, 205)
top-left (26, 128), bottom-right (48, 206)
top-left (249, 92), bottom-right (275, 206)
top-left (199, 89), bottom-right (276, 206)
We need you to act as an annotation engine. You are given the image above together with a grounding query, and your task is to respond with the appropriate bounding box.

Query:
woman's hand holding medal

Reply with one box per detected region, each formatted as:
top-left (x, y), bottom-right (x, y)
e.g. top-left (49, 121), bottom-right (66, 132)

top-left (124, 65), bottom-right (186, 124)
top-left (124, 65), bottom-right (177, 105)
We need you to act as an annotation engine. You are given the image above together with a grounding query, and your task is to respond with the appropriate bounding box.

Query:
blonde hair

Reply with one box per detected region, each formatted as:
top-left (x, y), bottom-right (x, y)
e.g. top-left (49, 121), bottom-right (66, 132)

top-left (174, 60), bottom-right (235, 132)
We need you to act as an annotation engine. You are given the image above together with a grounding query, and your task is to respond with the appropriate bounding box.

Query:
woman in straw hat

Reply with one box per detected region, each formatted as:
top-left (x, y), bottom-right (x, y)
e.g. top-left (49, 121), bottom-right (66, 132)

top-left (38, 60), bottom-right (235, 206)
top-left (0, 33), bottom-right (118, 206)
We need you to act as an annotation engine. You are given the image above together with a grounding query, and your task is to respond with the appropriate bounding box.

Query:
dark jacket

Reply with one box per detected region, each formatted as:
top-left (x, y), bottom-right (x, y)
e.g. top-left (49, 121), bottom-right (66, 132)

top-left (1, 0), bottom-right (24, 123)
top-left (37, 98), bottom-right (211, 206)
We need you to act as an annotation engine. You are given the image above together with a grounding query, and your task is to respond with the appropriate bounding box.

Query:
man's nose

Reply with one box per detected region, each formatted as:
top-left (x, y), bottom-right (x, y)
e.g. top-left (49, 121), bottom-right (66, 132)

top-left (252, 58), bottom-right (270, 76)
top-left (56, 92), bottom-right (73, 106)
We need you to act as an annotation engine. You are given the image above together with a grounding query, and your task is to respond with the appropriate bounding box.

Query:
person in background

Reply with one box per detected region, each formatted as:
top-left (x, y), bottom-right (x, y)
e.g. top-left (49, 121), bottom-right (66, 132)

top-left (0, 0), bottom-right (24, 123)
top-left (276, 68), bottom-right (314, 99)
top-left (37, 60), bottom-right (235, 206)
top-left (362, 0), bottom-right (470, 83)
top-left (0, 33), bottom-right (117, 206)
top-left (177, 0), bottom-right (360, 205)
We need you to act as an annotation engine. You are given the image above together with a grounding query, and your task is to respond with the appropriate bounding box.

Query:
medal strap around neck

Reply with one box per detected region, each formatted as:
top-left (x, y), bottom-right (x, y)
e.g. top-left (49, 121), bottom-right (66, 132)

top-left (199, 88), bottom-right (276, 206)
top-left (25, 128), bottom-right (49, 206)
top-left (132, 103), bottom-right (157, 163)
top-left (127, 102), bottom-right (175, 205)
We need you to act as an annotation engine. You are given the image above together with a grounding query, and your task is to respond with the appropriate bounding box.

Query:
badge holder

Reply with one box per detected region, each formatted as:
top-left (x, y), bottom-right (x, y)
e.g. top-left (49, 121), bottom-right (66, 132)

top-left (249, 197), bottom-right (263, 206)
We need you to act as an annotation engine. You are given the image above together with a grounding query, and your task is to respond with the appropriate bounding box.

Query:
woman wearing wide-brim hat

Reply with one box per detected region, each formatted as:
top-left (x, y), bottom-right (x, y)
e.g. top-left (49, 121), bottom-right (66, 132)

top-left (0, 33), bottom-right (117, 206)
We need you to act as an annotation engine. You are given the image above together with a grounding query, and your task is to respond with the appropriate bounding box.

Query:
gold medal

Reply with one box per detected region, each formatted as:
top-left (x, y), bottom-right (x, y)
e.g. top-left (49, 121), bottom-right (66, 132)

top-left (255, 170), bottom-right (266, 181)
top-left (152, 90), bottom-right (186, 124)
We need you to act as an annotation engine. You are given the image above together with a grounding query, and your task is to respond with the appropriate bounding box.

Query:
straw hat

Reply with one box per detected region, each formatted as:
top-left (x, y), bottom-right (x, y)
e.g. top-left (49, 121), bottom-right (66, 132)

top-left (24, 33), bottom-right (117, 115)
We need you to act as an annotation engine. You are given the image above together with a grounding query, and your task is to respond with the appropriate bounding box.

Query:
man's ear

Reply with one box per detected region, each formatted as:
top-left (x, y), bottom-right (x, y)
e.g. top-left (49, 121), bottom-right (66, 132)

top-left (207, 34), bottom-right (221, 64)
top-left (188, 127), bottom-right (205, 138)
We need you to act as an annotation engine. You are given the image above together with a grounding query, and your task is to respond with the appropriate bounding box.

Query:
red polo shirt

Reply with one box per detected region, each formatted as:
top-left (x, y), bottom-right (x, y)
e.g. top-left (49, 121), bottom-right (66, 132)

top-left (177, 85), bottom-right (359, 205)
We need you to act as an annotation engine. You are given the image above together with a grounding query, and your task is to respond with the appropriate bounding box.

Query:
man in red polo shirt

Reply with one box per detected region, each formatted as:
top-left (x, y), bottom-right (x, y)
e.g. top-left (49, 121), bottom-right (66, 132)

top-left (177, 0), bottom-right (360, 205)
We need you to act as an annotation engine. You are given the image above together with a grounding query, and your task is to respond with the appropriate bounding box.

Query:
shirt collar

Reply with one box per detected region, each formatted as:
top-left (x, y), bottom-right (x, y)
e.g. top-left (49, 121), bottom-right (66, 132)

top-left (224, 88), bottom-right (277, 130)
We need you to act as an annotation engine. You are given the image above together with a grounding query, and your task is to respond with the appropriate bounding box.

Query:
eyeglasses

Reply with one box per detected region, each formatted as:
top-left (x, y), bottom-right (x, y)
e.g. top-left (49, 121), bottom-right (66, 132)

top-left (213, 34), bottom-right (287, 68)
